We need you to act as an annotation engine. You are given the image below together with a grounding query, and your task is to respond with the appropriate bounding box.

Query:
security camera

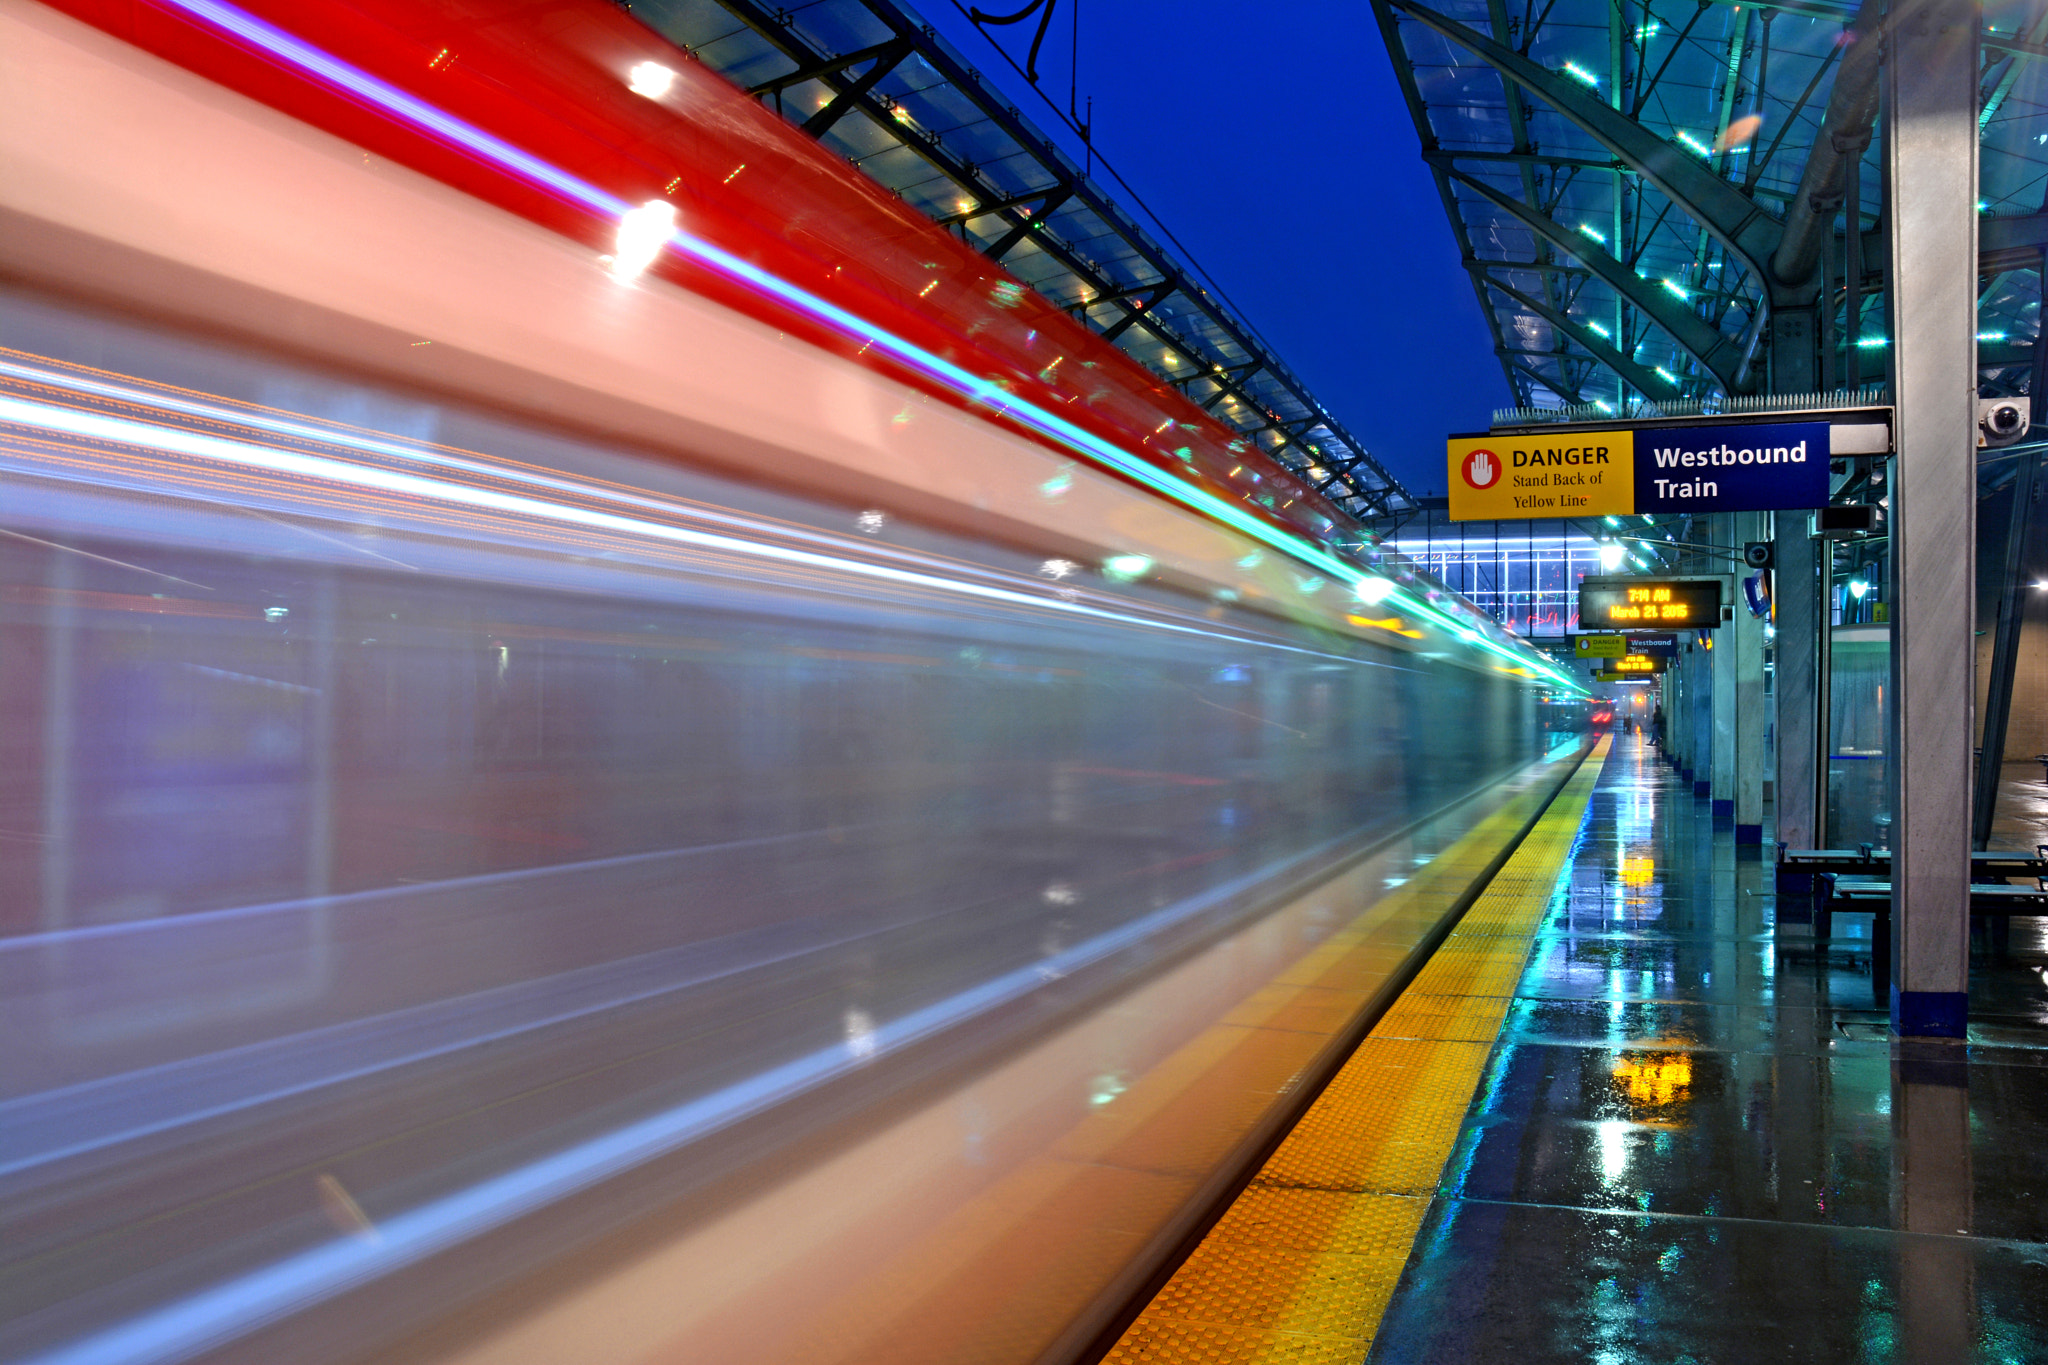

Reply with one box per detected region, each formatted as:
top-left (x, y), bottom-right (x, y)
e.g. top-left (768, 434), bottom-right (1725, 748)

top-left (1743, 541), bottom-right (1774, 569)
top-left (1979, 396), bottom-right (2031, 448)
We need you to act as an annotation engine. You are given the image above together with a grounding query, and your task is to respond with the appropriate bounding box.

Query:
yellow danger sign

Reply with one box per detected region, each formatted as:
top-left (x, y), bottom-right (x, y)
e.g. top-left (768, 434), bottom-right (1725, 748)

top-left (1447, 430), bottom-right (1635, 521)
top-left (1574, 634), bottom-right (1626, 659)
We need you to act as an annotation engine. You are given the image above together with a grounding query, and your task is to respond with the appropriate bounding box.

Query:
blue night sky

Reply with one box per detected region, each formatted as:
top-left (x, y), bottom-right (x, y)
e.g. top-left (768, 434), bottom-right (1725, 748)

top-left (919, 0), bottom-right (1505, 498)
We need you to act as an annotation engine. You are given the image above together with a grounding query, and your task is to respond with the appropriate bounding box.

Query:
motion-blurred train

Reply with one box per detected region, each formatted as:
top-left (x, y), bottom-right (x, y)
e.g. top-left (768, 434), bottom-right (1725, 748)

top-left (0, 3), bottom-right (1586, 1362)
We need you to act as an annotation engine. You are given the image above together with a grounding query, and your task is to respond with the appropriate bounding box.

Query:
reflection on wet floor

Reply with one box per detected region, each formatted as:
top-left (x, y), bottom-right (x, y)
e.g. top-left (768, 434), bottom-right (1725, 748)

top-left (1370, 733), bottom-right (2048, 1363)
top-left (1990, 769), bottom-right (2048, 855)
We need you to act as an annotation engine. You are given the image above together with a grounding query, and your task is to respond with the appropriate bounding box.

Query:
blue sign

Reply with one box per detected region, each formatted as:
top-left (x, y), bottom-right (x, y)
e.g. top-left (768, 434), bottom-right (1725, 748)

top-left (1633, 421), bottom-right (1830, 514)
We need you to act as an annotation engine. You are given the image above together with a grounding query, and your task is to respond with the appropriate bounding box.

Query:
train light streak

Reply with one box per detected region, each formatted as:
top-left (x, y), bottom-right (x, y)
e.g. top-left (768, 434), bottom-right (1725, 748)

top-left (610, 200), bottom-right (676, 281)
top-left (142, 0), bottom-right (1581, 695)
top-left (1353, 576), bottom-right (1394, 605)
top-left (16, 814), bottom-right (1382, 1365)
top-left (0, 390), bottom-right (1381, 669)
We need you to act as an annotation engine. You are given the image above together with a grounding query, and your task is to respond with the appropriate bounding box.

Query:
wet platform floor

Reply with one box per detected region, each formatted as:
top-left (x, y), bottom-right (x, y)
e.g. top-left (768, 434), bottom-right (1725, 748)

top-left (1367, 733), bottom-right (2048, 1364)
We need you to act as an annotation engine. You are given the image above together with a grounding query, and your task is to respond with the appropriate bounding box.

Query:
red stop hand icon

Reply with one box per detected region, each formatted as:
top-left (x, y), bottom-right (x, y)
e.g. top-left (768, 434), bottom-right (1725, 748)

top-left (1462, 448), bottom-right (1501, 490)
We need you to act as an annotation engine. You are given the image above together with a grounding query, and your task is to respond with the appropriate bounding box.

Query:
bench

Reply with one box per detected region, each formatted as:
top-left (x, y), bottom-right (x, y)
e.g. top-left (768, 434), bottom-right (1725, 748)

top-left (1776, 843), bottom-right (2048, 893)
top-left (1810, 876), bottom-right (2048, 952)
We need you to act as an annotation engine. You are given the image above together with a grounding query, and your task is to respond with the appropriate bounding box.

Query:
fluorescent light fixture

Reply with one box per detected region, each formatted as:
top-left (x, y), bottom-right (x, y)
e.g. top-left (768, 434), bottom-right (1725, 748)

top-left (1654, 366), bottom-right (1678, 384)
top-left (1586, 321), bottom-right (1611, 339)
top-left (1661, 279), bottom-right (1689, 301)
top-left (1978, 330), bottom-right (2008, 342)
top-left (1599, 543), bottom-right (1627, 569)
top-left (1578, 223), bottom-right (1608, 244)
top-left (1604, 515), bottom-right (1622, 526)
top-left (1856, 337), bottom-right (1889, 349)
top-left (1563, 61), bottom-right (1600, 86)
top-left (1848, 579), bottom-right (1869, 599)
top-left (626, 61), bottom-right (675, 98)
top-left (1676, 131), bottom-right (1713, 158)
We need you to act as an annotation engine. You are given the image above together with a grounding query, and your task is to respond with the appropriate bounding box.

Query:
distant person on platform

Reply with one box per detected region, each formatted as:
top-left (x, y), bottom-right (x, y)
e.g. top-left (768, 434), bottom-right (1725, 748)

top-left (1651, 704), bottom-right (1665, 745)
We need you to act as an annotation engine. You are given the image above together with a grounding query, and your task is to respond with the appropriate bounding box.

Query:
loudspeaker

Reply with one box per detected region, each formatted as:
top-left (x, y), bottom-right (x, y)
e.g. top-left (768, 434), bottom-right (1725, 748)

top-left (1743, 541), bottom-right (1774, 569)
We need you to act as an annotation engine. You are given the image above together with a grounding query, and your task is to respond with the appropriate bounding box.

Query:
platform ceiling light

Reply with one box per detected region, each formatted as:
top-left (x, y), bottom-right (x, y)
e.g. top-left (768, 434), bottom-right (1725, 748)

top-left (1654, 366), bottom-right (1679, 384)
top-left (1849, 579), bottom-right (1870, 599)
top-left (1604, 515), bottom-right (1622, 526)
top-left (1660, 279), bottom-right (1690, 301)
top-left (1578, 223), bottom-right (1608, 245)
top-left (1594, 399), bottom-right (1616, 413)
top-left (610, 200), bottom-right (676, 281)
top-left (1586, 320), bottom-right (1611, 339)
top-left (1599, 543), bottom-right (1627, 569)
top-left (1856, 337), bottom-right (1889, 348)
top-left (1563, 61), bottom-right (1600, 86)
top-left (626, 61), bottom-right (676, 98)
top-left (1675, 131), bottom-right (1714, 158)
top-left (1978, 330), bottom-right (2008, 342)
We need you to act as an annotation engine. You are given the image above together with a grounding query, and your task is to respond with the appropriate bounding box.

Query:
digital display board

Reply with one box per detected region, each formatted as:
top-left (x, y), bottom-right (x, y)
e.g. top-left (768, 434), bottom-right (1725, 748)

top-left (1578, 578), bottom-right (1722, 628)
top-left (1611, 654), bottom-right (1668, 674)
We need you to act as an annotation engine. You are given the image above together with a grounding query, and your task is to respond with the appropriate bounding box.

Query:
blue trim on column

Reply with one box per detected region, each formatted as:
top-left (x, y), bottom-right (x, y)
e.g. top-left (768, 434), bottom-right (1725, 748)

top-left (1711, 798), bottom-right (1734, 818)
top-left (1692, 780), bottom-right (1710, 797)
top-left (1890, 986), bottom-right (1968, 1038)
top-left (1736, 823), bottom-right (1763, 844)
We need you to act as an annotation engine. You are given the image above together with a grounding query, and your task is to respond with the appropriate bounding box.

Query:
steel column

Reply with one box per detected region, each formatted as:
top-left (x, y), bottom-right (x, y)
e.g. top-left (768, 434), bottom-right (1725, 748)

top-left (1817, 568), bottom-right (1836, 841)
top-left (1735, 514), bottom-right (1769, 842)
top-left (1713, 541), bottom-right (1738, 821)
top-left (1773, 512), bottom-right (1822, 851)
top-left (1694, 637), bottom-right (1715, 799)
top-left (1883, 0), bottom-right (1979, 1037)
top-left (1973, 449), bottom-right (2039, 847)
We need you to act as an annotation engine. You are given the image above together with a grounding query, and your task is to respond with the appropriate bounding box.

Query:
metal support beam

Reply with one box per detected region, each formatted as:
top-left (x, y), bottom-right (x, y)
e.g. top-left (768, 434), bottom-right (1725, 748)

top-left (1973, 449), bottom-right (2038, 847)
top-left (1734, 513), bottom-right (1767, 842)
top-left (1713, 554), bottom-right (1737, 820)
top-left (1099, 293), bottom-right (1168, 344)
top-left (1423, 149), bottom-right (1622, 172)
top-left (1770, 0), bottom-right (1884, 291)
top-left (982, 189), bottom-right (1071, 261)
top-left (1450, 172), bottom-right (1748, 389)
top-left (1884, 0), bottom-right (1978, 1038)
top-left (1774, 512), bottom-right (1822, 849)
top-left (1478, 271), bottom-right (1681, 399)
top-left (1979, 211), bottom-right (2048, 270)
top-left (1693, 634), bottom-right (1715, 797)
top-left (749, 39), bottom-right (907, 96)
top-left (799, 39), bottom-right (912, 138)
top-left (1390, 0), bottom-right (1785, 277)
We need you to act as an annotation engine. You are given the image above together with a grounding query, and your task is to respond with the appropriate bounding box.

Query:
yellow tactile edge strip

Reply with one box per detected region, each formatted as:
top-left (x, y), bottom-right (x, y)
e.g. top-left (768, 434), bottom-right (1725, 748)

top-left (1102, 736), bottom-right (1611, 1364)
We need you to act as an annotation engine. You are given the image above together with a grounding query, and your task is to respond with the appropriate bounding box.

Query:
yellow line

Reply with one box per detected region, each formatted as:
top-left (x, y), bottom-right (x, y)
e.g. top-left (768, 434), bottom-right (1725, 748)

top-left (1103, 736), bottom-right (1611, 1363)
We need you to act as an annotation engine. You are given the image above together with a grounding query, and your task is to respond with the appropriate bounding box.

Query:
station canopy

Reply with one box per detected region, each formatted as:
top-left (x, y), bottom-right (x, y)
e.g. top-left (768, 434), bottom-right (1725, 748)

top-left (627, 0), bottom-right (1417, 520)
top-left (1367, 0), bottom-right (2048, 417)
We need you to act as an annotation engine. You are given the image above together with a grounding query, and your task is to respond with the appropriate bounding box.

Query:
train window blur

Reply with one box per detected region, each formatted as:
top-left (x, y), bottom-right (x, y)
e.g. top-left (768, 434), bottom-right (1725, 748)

top-left (1, 285), bottom-right (1562, 1364)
